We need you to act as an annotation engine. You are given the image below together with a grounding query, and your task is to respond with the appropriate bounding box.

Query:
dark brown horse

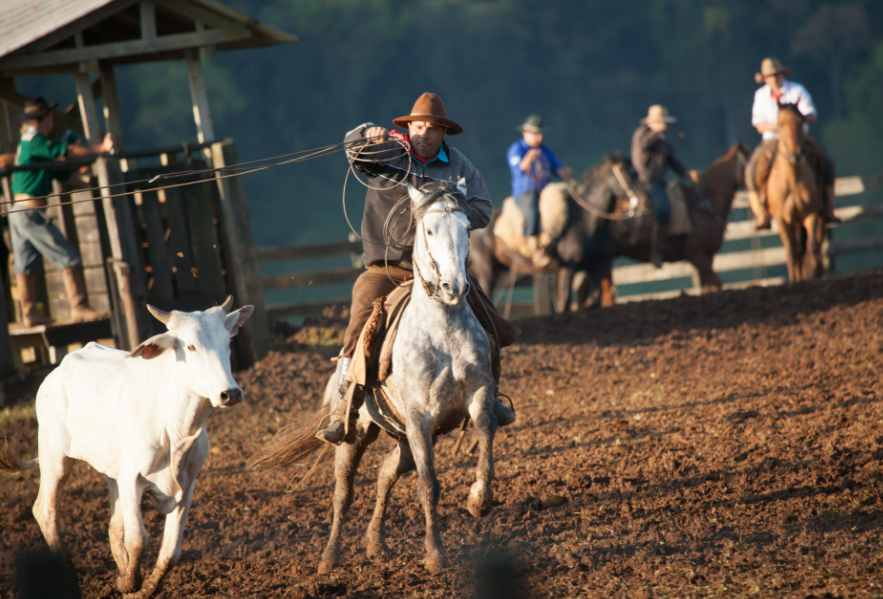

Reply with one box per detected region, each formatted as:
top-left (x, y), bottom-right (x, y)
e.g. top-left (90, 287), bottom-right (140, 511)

top-left (469, 155), bottom-right (645, 312)
top-left (599, 142), bottom-right (750, 301)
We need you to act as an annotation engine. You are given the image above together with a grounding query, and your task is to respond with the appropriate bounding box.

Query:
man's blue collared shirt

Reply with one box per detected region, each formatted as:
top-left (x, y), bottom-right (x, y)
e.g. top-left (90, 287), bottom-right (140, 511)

top-left (410, 143), bottom-right (449, 166)
top-left (507, 139), bottom-right (563, 197)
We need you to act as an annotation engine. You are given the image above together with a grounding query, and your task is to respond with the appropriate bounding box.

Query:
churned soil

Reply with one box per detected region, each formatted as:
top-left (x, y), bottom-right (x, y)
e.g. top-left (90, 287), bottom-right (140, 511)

top-left (2, 272), bottom-right (883, 598)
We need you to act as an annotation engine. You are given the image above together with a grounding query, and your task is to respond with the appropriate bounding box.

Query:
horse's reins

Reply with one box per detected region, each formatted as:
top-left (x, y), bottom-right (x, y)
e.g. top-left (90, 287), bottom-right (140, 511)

top-left (562, 163), bottom-right (641, 221)
top-left (413, 203), bottom-right (467, 304)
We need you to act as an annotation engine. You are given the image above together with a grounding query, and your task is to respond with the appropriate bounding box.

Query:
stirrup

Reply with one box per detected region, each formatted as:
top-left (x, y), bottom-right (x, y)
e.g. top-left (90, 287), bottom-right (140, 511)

top-left (494, 393), bottom-right (516, 427)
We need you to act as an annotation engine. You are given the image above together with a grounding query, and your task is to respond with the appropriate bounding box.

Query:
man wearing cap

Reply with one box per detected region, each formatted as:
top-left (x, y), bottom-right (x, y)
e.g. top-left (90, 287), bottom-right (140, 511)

top-left (631, 105), bottom-right (700, 268)
top-left (316, 92), bottom-right (517, 444)
top-left (9, 97), bottom-right (114, 326)
top-left (747, 57), bottom-right (838, 229)
top-left (506, 115), bottom-right (572, 269)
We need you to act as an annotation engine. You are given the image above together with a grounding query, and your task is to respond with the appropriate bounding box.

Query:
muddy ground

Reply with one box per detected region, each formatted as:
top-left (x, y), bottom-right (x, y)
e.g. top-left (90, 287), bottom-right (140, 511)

top-left (2, 272), bottom-right (882, 598)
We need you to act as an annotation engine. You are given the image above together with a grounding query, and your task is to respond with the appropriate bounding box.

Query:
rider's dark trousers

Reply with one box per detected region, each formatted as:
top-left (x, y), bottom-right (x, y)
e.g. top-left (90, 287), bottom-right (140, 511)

top-left (342, 264), bottom-right (412, 359)
top-left (518, 189), bottom-right (541, 237)
top-left (645, 180), bottom-right (671, 226)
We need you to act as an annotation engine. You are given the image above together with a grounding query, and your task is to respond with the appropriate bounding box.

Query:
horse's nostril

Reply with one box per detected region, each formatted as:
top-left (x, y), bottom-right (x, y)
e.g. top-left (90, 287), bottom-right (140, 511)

top-left (442, 282), bottom-right (452, 291)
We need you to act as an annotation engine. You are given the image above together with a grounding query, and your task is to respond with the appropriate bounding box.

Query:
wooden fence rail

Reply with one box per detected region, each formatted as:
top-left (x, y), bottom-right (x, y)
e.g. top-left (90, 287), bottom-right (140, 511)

top-left (259, 172), bottom-right (883, 321)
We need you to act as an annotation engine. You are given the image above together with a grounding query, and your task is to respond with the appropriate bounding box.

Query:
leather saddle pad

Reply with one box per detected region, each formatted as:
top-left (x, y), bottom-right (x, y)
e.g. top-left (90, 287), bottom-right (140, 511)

top-left (349, 284), bottom-right (412, 389)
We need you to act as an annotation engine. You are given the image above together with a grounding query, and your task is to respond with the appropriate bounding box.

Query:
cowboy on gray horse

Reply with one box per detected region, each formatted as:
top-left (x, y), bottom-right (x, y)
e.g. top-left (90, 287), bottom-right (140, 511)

top-left (631, 105), bottom-right (700, 268)
top-left (316, 93), bottom-right (517, 445)
top-left (746, 57), bottom-right (839, 230)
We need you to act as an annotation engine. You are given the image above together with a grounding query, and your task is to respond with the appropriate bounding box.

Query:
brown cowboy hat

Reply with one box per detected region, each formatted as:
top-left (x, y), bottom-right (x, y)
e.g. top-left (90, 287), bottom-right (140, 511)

top-left (754, 57), bottom-right (792, 84)
top-left (640, 104), bottom-right (677, 125)
top-left (392, 93), bottom-right (463, 135)
top-left (21, 96), bottom-right (58, 121)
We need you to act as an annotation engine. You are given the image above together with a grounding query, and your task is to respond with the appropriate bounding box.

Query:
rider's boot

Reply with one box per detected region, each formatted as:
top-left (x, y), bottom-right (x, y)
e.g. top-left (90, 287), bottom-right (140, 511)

top-left (493, 398), bottom-right (516, 426)
top-left (748, 190), bottom-right (771, 230)
top-left (316, 356), bottom-right (353, 445)
top-left (822, 185), bottom-right (841, 224)
top-left (650, 224), bottom-right (668, 269)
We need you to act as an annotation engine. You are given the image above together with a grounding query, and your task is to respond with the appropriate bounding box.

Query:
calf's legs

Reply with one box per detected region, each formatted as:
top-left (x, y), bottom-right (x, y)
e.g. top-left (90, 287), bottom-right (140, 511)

top-left (134, 484), bottom-right (196, 598)
top-left (117, 482), bottom-right (147, 594)
top-left (33, 455), bottom-right (74, 553)
top-left (365, 440), bottom-right (416, 562)
top-left (107, 478), bottom-right (129, 574)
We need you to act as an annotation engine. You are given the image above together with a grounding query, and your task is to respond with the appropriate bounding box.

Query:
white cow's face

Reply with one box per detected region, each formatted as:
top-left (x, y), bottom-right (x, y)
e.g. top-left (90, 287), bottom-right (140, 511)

top-left (129, 298), bottom-right (255, 408)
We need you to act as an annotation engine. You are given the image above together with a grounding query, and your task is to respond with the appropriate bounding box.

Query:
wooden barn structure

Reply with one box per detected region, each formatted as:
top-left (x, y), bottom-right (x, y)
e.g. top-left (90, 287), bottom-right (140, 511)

top-left (0, 0), bottom-right (298, 382)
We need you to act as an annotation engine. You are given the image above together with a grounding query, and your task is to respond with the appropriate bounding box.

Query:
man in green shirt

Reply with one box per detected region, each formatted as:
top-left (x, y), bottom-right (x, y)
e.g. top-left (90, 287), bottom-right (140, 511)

top-left (9, 97), bottom-right (114, 326)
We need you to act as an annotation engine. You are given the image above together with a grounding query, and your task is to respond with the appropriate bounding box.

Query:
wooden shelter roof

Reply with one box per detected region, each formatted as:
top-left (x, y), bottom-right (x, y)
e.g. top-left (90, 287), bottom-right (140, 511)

top-left (0, 0), bottom-right (298, 76)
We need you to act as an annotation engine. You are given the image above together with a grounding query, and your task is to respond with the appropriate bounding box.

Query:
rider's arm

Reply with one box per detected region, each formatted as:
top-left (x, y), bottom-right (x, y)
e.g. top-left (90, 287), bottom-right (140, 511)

top-left (344, 123), bottom-right (405, 175)
top-left (546, 148), bottom-right (571, 180)
top-left (795, 84), bottom-right (817, 123)
top-left (66, 134), bottom-right (114, 158)
top-left (461, 158), bottom-right (493, 230)
top-left (664, 140), bottom-right (689, 178)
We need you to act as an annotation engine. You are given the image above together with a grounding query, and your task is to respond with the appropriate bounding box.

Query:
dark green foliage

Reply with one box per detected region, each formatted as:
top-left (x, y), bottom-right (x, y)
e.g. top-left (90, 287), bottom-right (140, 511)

top-left (14, 0), bottom-right (883, 246)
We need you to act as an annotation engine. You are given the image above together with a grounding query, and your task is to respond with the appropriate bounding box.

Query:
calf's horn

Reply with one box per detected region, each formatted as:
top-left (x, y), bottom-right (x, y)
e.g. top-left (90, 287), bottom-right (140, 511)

top-left (220, 295), bottom-right (234, 314)
top-left (147, 304), bottom-right (171, 325)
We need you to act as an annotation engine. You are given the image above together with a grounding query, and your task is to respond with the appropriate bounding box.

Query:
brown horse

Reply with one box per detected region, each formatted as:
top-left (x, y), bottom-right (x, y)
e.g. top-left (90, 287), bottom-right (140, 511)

top-left (599, 142), bottom-right (751, 301)
top-left (765, 103), bottom-right (824, 282)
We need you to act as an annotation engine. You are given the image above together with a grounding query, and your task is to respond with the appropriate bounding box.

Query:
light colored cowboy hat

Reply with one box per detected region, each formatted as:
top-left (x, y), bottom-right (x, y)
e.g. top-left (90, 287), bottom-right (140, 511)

top-left (641, 104), bottom-right (677, 125)
top-left (519, 114), bottom-right (545, 134)
top-left (392, 92), bottom-right (463, 135)
top-left (754, 57), bottom-right (792, 84)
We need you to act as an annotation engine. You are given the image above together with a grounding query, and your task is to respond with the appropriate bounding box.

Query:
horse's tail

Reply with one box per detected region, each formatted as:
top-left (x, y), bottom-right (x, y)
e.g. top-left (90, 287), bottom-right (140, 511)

top-left (0, 450), bottom-right (38, 473)
top-left (247, 406), bottom-right (333, 487)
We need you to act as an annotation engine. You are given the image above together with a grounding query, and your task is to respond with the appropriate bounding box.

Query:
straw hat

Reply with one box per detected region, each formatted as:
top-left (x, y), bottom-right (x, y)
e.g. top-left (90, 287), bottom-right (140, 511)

top-left (392, 93), bottom-right (463, 135)
top-left (21, 96), bottom-right (58, 121)
top-left (754, 57), bottom-right (792, 84)
top-left (641, 104), bottom-right (677, 125)
top-left (519, 114), bottom-right (545, 134)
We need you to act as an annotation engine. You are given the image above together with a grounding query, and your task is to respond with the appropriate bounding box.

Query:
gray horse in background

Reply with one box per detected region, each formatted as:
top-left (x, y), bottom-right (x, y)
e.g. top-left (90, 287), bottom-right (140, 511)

top-left (252, 181), bottom-right (499, 574)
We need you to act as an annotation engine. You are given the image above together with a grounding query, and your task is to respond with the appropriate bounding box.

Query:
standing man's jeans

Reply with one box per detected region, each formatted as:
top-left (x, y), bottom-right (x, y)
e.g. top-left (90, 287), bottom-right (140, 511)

top-left (9, 201), bottom-right (81, 274)
top-left (646, 180), bottom-right (671, 226)
top-left (518, 189), bottom-right (541, 237)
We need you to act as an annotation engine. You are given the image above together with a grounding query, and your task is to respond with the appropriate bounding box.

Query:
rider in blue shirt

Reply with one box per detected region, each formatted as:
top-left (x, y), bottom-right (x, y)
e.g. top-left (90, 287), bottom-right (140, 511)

top-left (506, 115), bottom-right (571, 268)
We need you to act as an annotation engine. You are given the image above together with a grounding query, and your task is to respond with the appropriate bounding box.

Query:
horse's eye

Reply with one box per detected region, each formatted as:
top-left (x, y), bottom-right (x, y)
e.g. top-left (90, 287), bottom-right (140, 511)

top-left (427, 230), bottom-right (433, 236)
top-left (187, 345), bottom-right (196, 352)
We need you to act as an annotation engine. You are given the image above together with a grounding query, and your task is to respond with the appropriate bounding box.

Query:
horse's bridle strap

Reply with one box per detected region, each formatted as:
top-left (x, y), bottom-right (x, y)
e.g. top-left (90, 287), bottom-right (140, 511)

top-left (415, 204), bottom-right (466, 303)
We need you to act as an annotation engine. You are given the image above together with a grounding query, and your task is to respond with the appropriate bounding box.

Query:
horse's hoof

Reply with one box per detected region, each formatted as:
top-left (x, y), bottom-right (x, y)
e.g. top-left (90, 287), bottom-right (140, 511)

top-left (468, 485), bottom-right (493, 518)
top-left (365, 536), bottom-right (389, 563)
top-left (317, 559), bottom-right (337, 575)
top-left (425, 553), bottom-right (449, 574)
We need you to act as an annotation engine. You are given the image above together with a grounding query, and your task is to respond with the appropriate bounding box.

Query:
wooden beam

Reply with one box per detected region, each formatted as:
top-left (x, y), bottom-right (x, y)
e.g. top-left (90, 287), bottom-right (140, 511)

top-left (0, 266), bottom-right (16, 379)
top-left (0, 28), bottom-right (252, 72)
top-left (154, 0), bottom-right (235, 30)
top-left (262, 267), bottom-right (362, 291)
top-left (211, 141), bottom-right (270, 362)
top-left (185, 51), bottom-right (215, 144)
top-left (256, 241), bottom-right (363, 262)
top-left (98, 63), bottom-right (132, 170)
top-left (74, 72), bottom-right (150, 348)
top-left (140, 1), bottom-right (158, 39)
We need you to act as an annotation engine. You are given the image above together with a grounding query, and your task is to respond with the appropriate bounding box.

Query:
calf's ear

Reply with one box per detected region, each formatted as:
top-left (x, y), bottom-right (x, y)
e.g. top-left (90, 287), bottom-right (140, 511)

top-left (225, 305), bottom-right (255, 338)
top-left (128, 332), bottom-right (177, 359)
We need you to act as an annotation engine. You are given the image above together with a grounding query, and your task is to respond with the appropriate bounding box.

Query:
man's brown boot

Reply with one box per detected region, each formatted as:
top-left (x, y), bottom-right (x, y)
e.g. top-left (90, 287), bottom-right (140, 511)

top-left (16, 273), bottom-right (53, 327)
top-left (316, 357), bottom-right (352, 445)
top-left (62, 266), bottom-right (106, 322)
top-left (822, 185), bottom-right (841, 224)
top-left (748, 191), bottom-right (771, 230)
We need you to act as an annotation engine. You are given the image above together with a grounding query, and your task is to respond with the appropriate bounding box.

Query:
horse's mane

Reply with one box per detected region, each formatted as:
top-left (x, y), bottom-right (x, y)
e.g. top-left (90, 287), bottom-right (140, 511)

top-left (709, 141), bottom-right (749, 169)
top-left (578, 153), bottom-right (631, 188)
top-left (411, 180), bottom-right (468, 223)
top-left (778, 102), bottom-right (803, 121)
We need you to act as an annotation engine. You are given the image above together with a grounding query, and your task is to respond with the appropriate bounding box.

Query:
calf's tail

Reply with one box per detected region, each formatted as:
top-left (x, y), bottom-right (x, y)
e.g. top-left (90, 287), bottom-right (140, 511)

top-left (0, 450), bottom-right (38, 473)
top-left (247, 405), bottom-right (333, 488)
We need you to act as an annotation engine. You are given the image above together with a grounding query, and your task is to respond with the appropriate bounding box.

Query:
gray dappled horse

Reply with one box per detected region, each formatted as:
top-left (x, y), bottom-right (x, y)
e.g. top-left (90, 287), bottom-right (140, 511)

top-left (254, 181), bottom-right (498, 574)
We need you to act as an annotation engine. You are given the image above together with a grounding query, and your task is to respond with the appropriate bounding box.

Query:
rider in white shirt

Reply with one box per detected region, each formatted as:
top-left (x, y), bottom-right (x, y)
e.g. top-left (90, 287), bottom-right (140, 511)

top-left (746, 58), bottom-right (838, 229)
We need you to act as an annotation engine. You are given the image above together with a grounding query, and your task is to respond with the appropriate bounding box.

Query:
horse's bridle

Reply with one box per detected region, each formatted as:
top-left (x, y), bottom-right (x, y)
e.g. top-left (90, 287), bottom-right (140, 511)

top-left (413, 202), bottom-right (469, 304)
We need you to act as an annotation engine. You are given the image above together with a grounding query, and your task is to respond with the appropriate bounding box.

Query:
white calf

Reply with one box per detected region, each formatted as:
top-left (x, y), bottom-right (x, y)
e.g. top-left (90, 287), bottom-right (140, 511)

top-left (1, 297), bottom-right (253, 598)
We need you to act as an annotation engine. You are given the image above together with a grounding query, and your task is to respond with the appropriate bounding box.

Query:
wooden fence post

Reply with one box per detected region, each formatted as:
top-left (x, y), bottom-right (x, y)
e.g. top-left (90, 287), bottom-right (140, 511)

top-left (0, 269), bottom-right (16, 382)
top-left (533, 273), bottom-right (555, 316)
top-left (75, 69), bottom-right (151, 348)
top-left (210, 140), bottom-right (270, 364)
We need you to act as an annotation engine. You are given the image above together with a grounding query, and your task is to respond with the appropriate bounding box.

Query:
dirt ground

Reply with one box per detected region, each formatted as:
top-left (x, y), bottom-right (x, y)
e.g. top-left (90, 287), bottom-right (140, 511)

top-left (2, 272), bottom-right (882, 598)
